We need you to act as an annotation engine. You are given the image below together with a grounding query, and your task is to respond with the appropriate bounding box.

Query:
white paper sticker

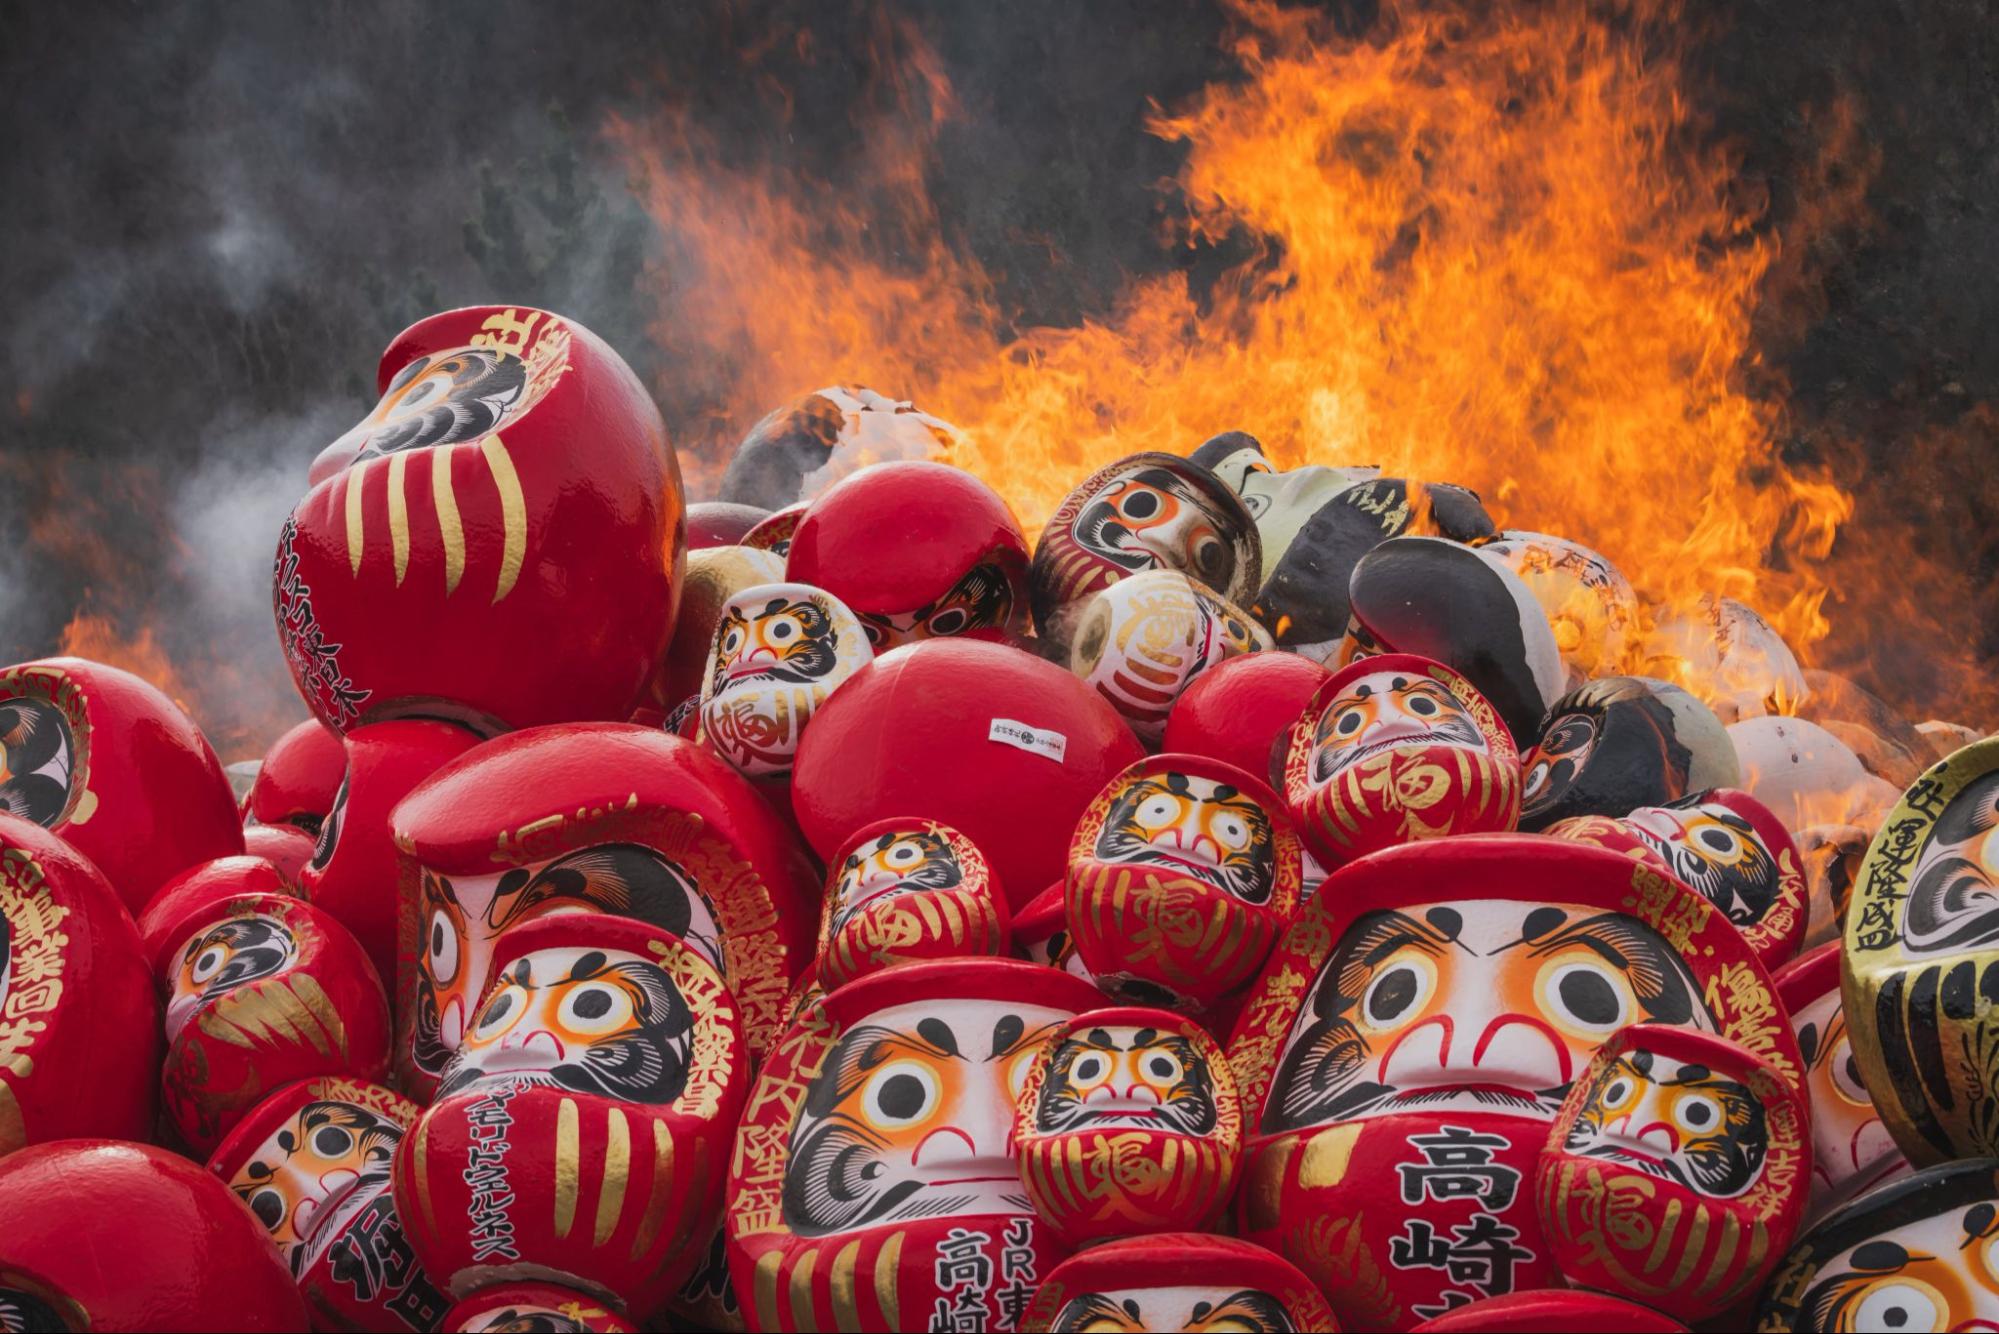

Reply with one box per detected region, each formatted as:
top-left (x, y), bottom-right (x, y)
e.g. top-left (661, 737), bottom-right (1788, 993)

top-left (988, 718), bottom-right (1068, 763)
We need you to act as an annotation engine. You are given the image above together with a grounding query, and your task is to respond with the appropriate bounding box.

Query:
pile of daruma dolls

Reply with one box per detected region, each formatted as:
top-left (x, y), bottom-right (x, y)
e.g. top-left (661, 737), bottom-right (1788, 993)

top-left (1, 305), bottom-right (1994, 1334)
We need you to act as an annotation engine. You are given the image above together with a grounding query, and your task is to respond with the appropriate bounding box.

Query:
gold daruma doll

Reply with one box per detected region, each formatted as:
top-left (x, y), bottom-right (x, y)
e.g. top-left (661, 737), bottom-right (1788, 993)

top-left (1015, 1007), bottom-right (1241, 1247)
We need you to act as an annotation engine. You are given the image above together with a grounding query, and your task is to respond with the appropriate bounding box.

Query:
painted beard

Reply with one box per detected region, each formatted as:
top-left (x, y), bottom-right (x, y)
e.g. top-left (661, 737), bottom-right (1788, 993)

top-left (1310, 709), bottom-right (1487, 784)
top-left (0, 696), bottom-right (73, 827)
top-left (1093, 775), bottom-right (1276, 906)
top-left (1033, 1029), bottom-right (1219, 1136)
top-left (1051, 1289), bottom-right (1298, 1334)
top-left (1626, 802), bottom-right (1779, 927)
top-left (828, 832), bottom-right (965, 938)
top-left (359, 347), bottom-right (527, 456)
top-left (1900, 769), bottom-right (1999, 957)
top-left (1564, 1051), bottom-right (1769, 1199)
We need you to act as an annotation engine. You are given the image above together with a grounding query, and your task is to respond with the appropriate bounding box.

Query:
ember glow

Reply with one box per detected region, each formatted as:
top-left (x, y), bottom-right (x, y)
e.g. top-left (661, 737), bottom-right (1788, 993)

top-left (617, 0), bottom-right (1882, 717)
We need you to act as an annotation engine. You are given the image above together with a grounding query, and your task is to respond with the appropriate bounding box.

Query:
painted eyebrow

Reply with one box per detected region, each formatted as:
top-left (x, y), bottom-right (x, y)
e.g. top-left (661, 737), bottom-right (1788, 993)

top-left (1512, 924), bottom-right (1631, 967)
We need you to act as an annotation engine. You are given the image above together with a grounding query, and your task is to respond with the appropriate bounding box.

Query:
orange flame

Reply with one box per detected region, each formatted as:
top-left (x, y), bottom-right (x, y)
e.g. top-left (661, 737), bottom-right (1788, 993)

top-left (614, 0), bottom-right (1912, 720)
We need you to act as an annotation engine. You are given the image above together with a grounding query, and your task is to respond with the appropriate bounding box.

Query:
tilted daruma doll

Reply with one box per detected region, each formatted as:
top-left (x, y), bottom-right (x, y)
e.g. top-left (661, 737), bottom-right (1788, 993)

top-left (395, 915), bottom-right (747, 1316)
top-left (727, 957), bottom-right (1103, 1333)
top-left (1028, 453), bottom-right (1260, 649)
top-left (0, 657), bottom-right (243, 915)
top-left (786, 461), bottom-right (1031, 652)
top-left (1546, 786), bottom-right (1808, 970)
top-left (1015, 1007), bottom-right (1241, 1246)
top-left (0, 812), bottom-right (159, 1155)
top-left (278, 305), bottom-right (684, 735)
top-left (391, 723), bottom-right (816, 1101)
top-left (697, 581), bottom-right (872, 782)
top-left (1066, 753), bottom-right (1303, 1014)
top-left (208, 1076), bottom-right (447, 1332)
top-left (1842, 737), bottom-right (1999, 1165)
top-left (1518, 676), bottom-right (1739, 832)
top-left (158, 890), bottom-right (392, 1154)
top-left (1755, 1157), bottom-right (1999, 1332)
top-left (1228, 834), bottom-right (1800, 1330)
top-left (1020, 1233), bottom-right (1338, 1333)
top-left (1772, 943), bottom-right (1906, 1214)
top-left (818, 818), bottom-right (1009, 991)
top-left (1535, 1023), bottom-right (1810, 1322)
top-left (1283, 653), bottom-right (1521, 869)
top-left (647, 545), bottom-right (786, 729)
top-left (1067, 569), bottom-right (1273, 745)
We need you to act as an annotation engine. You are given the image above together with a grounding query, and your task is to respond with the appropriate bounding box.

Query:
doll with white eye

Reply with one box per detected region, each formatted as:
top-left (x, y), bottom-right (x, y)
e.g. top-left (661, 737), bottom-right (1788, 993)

top-left (1066, 754), bottom-right (1304, 1015)
top-left (1015, 1007), bottom-right (1242, 1246)
top-left (817, 818), bottom-right (1009, 991)
top-left (393, 914), bottom-right (748, 1319)
top-left (1020, 1233), bottom-right (1337, 1334)
top-left (1536, 1024), bottom-right (1810, 1322)
top-left (1283, 653), bottom-right (1521, 870)
top-left (697, 581), bottom-right (873, 782)
top-left (1774, 942), bottom-right (1907, 1216)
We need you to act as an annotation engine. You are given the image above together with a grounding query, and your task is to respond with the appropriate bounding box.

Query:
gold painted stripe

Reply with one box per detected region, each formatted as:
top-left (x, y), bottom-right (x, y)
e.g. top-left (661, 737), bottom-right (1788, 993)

top-left (753, 1250), bottom-right (783, 1332)
top-left (629, 1119), bottom-right (674, 1261)
top-left (482, 434), bottom-right (526, 603)
top-left (412, 1126), bottom-right (439, 1239)
top-left (1645, 1195), bottom-right (1684, 1273)
top-left (788, 1246), bottom-right (818, 1329)
top-left (594, 1106), bottom-right (631, 1245)
top-left (553, 1097), bottom-right (581, 1238)
top-left (1697, 1208), bottom-right (1740, 1295)
top-left (0, 1082), bottom-right (25, 1157)
top-left (829, 1238), bottom-right (864, 1333)
top-left (267, 980), bottom-right (328, 1057)
top-left (874, 1231), bottom-right (904, 1329)
top-left (387, 451), bottom-right (411, 584)
top-left (432, 446), bottom-right (465, 595)
top-left (344, 459), bottom-right (368, 575)
top-left (290, 973), bottom-right (347, 1060)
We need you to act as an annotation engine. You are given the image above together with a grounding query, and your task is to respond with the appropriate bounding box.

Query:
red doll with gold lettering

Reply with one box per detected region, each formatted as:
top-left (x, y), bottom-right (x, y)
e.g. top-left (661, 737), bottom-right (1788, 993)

top-left (818, 818), bottom-right (1009, 990)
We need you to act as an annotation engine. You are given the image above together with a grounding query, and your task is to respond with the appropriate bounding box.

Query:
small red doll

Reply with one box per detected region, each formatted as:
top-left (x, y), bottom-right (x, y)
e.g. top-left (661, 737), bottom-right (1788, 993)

top-left (818, 818), bottom-right (1010, 991)
top-left (1019, 1233), bottom-right (1338, 1333)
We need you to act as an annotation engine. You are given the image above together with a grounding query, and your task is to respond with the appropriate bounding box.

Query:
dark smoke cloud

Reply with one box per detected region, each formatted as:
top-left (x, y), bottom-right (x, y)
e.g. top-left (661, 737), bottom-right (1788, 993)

top-left (0, 0), bottom-right (1993, 755)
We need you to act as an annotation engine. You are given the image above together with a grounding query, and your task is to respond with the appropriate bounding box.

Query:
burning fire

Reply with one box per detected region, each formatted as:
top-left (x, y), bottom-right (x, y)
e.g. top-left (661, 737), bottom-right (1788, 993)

top-left (616, 0), bottom-right (1885, 717)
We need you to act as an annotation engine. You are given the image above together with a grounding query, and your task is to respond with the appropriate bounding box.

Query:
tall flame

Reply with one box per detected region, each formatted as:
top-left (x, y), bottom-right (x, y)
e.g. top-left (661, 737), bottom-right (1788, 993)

top-left (616, 0), bottom-right (1883, 711)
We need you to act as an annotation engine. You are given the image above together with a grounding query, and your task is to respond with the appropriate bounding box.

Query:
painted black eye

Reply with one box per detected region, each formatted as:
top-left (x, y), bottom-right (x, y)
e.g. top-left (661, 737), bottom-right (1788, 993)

top-left (1408, 693), bottom-right (1439, 716)
top-left (928, 607), bottom-right (968, 636)
top-left (1071, 1053), bottom-right (1109, 1084)
top-left (770, 620), bottom-right (796, 641)
top-left (249, 1189), bottom-right (285, 1230)
top-left (1335, 709), bottom-right (1364, 736)
top-left (572, 988), bottom-right (613, 1020)
top-left (312, 1126), bottom-right (354, 1158)
top-left (1119, 490), bottom-right (1160, 521)
top-left (1363, 962), bottom-right (1430, 1026)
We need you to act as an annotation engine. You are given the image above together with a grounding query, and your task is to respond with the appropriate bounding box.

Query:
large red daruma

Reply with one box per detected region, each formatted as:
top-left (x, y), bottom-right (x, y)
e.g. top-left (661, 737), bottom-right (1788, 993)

top-left (0, 812), bottom-right (160, 1155)
top-left (276, 305), bottom-right (684, 735)
top-left (0, 657), bottom-right (243, 915)
top-left (1226, 835), bottom-right (1800, 1331)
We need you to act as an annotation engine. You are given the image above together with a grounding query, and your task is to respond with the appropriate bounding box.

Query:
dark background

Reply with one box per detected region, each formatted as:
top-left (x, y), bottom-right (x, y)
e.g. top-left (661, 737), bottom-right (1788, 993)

top-left (1, 0), bottom-right (1994, 755)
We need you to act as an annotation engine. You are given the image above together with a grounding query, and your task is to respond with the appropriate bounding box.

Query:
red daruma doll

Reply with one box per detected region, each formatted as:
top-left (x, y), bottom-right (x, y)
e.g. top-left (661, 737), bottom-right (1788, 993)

top-left (1283, 653), bottom-right (1521, 869)
top-left (1535, 1023), bottom-right (1810, 1322)
top-left (1227, 834), bottom-right (1800, 1331)
top-left (394, 914), bottom-right (747, 1317)
top-left (1019, 1233), bottom-right (1338, 1333)
top-left (1066, 753), bottom-right (1303, 1014)
top-left (727, 957), bottom-right (1102, 1332)
top-left (1014, 1007), bottom-right (1241, 1247)
top-left (818, 818), bottom-right (1010, 990)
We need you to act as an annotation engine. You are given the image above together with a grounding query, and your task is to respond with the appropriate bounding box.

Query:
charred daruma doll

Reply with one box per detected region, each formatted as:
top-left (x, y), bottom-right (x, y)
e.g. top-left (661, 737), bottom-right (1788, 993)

top-left (158, 890), bottom-right (391, 1154)
top-left (726, 957), bottom-right (1102, 1333)
top-left (277, 305), bottom-right (684, 735)
top-left (818, 818), bottom-right (1009, 990)
top-left (1067, 569), bottom-right (1273, 745)
top-left (1535, 1024), bottom-right (1810, 1321)
top-left (1773, 943), bottom-right (1906, 1214)
top-left (0, 812), bottom-right (159, 1155)
top-left (1283, 653), bottom-right (1521, 869)
top-left (1188, 428), bottom-right (1379, 573)
top-left (1517, 675), bottom-right (1739, 832)
top-left (1754, 1158), bottom-right (1999, 1332)
top-left (718, 385), bottom-right (965, 512)
top-left (0, 1139), bottom-right (309, 1331)
top-left (1015, 1007), bottom-right (1241, 1246)
top-left (1066, 754), bottom-right (1303, 1014)
top-left (1227, 834), bottom-right (1800, 1331)
top-left (0, 657), bottom-right (243, 915)
top-left (1020, 1233), bottom-right (1337, 1333)
top-left (697, 581), bottom-right (872, 782)
top-left (1547, 786), bottom-right (1808, 970)
top-left (208, 1076), bottom-right (447, 1332)
top-left (1476, 531), bottom-right (1639, 688)
top-left (787, 461), bottom-right (1031, 651)
top-left (1028, 453), bottom-right (1260, 650)
top-left (1842, 737), bottom-right (1999, 1164)
top-left (391, 723), bottom-right (816, 1101)
top-left (394, 915), bottom-right (747, 1317)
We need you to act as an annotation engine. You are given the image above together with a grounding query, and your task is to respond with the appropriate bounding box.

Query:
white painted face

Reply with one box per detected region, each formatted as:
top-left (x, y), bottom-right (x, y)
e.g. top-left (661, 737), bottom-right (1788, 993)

top-left (827, 828), bottom-right (966, 939)
top-left (1792, 986), bottom-right (1901, 1201)
top-left (781, 997), bottom-right (1070, 1236)
top-left (1050, 1285), bottom-right (1305, 1333)
top-left (1562, 1047), bottom-right (1769, 1199)
top-left (1265, 899), bottom-right (1718, 1130)
top-left (1307, 668), bottom-right (1490, 785)
top-left (1032, 1024), bottom-right (1220, 1136)
top-left (1797, 1204), bottom-right (1999, 1333)
top-left (166, 913), bottom-right (300, 1040)
top-left (1092, 770), bottom-right (1277, 904)
top-left (701, 582), bottom-right (870, 778)
top-left (224, 1099), bottom-right (404, 1276)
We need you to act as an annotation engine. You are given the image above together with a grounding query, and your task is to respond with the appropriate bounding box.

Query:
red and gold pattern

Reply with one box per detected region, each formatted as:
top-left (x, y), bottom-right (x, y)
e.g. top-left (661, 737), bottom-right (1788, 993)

top-left (443, 1282), bottom-right (640, 1332)
top-left (0, 812), bottom-right (160, 1155)
top-left (159, 891), bottom-right (392, 1155)
top-left (819, 818), bottom-right (1009, 990)
top-left (1536, 1024), bottom-right (1810, 1322)
top-left (1019, 1233), bottom-right (1338, 1333)
top-left (1015, 1007), bottom-right (1242, 1246)
top-left (277, 306), bottom-right (684, 735)
top-left (1283, 653), bottom-right (1520, 869)
top-left (1068, 569), bottom-right (1273, 745)
top-left (1067, 753), bottom-right (1303, 1014)
top-left (1226, 836), bottom-right (1799, 1331)
top-left (726, 958), bottom-right (1103, 1333)
top-left (698, 581), bottom-right (873, 781)
top-left (394, 916), bottom-right (747, 1317)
